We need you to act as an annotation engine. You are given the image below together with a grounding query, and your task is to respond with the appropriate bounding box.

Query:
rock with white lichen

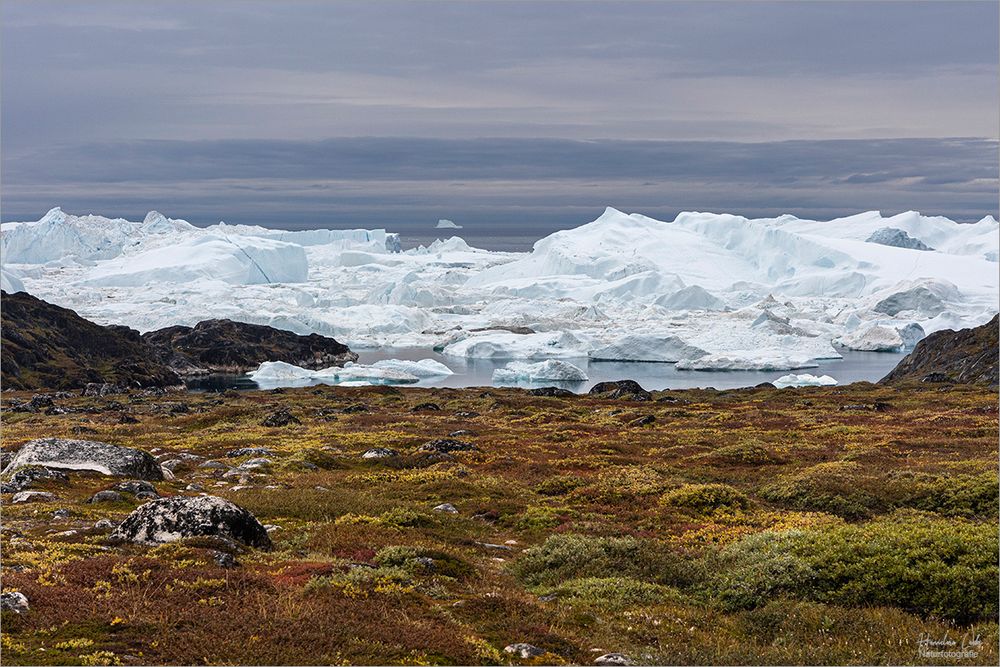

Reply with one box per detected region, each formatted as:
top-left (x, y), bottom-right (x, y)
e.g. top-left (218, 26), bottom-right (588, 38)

top-left (109, 495), bottom-right (272, 549)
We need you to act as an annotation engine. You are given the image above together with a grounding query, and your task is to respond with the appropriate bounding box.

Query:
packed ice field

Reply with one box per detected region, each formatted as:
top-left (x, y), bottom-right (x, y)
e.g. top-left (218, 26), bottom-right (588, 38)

top-left (2, 206), bottom-right (997, 389)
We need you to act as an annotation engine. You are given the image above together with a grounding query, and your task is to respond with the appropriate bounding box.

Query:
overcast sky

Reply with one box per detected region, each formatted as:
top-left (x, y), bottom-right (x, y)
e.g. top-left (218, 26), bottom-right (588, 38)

top-left (2, 0), bottom-right (997, 235)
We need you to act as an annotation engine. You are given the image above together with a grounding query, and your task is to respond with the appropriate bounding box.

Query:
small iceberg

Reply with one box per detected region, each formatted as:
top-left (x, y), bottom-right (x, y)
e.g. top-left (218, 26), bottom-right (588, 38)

top-left (773, 373), bottom-right (838, 389)
top-left (248, 359), bottom-right (452, 387)
top-left (435, 219), bottom-right (463, 229)
top-left (492, 360), bottom-right (588, 384)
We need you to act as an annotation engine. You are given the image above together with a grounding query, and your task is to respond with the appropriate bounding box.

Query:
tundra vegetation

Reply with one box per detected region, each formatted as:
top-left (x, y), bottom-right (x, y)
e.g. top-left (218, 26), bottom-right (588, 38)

top-left (1, 381), bottom-right (997, 665)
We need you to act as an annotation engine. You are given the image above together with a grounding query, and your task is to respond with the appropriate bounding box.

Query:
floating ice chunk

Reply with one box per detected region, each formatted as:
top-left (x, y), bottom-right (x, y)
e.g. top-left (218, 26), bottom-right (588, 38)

top-left (370, 358), bottom-right (454, 377)
top-left (311, 362), bottom-right (419, 384)
top-left (442, 331), bottom-right (589, 360)
top-left (676, 353), bottom-right (819, 371)
top-left (435, 219), bottom-right (463, 229)
top-left (248, 361), bottom-right (316, 383)
top-left (492, 360), bottom-right (588, 383)
top-left (248, 359), bottom-right (423, 386)
top-left (589, 334), bottom-right (707, 363)
top-left (773, 373), bottom-right (838, 388)
top-left (834, 324), bottom-right (905, 352)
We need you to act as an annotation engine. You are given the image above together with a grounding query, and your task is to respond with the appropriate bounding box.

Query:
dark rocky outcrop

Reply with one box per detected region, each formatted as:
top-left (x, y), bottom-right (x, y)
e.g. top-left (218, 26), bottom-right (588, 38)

top-left (2, 438), bottom-right (164, 480)
top-left (588, 380), bottom-right (653, 401)
top-left (880, 315), bottom-right (998, 386)
top-left (0, 291), bottom-right (182, 391)
top-left (110, 495), bottom-right (272, 549)
top-left (141, 319), bottom-right (356, 376)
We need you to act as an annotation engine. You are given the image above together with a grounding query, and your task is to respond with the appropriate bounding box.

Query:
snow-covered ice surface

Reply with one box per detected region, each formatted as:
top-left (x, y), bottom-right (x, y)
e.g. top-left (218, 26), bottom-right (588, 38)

top-left (4, 206), bottom-right (997, 388)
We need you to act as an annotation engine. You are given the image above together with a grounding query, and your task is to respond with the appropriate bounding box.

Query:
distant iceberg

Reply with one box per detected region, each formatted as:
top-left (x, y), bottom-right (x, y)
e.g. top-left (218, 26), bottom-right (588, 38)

top-left (435, 219), bottom-right (463, 229)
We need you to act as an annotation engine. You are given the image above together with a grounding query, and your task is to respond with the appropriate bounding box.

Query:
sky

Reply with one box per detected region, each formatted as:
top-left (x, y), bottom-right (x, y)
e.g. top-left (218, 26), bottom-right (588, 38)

top-left (2, 0), bottom-right (998, 240)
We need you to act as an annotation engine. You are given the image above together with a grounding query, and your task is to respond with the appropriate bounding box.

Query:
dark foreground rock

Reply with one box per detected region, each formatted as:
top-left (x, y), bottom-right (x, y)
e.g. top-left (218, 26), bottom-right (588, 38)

top-left (141, 319), bottom-right (357, 376)
top-left (880, 315), bottom-right (998, 386)
top-left (0, 291), bottom-right (182, 391)
top-left (588, 379), bottom-right (653, 401)
top-left (2, 438), bottom-right (163, 480)
top-left (110, 495), bottom-right (272, 549)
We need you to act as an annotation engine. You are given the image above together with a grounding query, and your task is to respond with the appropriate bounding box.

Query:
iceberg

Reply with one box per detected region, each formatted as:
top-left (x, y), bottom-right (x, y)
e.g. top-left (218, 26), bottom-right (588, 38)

top-left (492, 360), bottom-right (588, 383)
top-left (81, 235), bottom-right (309, 286)
top-left (676, 353), bottom-right (820, 371)
top-left (247, 359), bottom-right (439, 386)
top-left (435, 219), bottom-right (463, 229)
top-left (370, 358), bottom-right (454, 377)
top-left (247, 361), bottom-right (317, 384)
top-left (589, 334), bottom-right (707, 363)
top-left (442, 331), bottom-right (589, 360)
top-left (4, 205), bottom-right (996, 374)
top-left (773, 373), bottom-right (838, 389)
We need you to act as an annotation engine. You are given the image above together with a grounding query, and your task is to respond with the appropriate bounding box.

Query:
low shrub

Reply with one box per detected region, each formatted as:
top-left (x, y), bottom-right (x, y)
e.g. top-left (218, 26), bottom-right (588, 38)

top-left (659, 483), bottom-right (749, 512)
top-left (510, 533), bottom-right (690, 588)
top-left (515, 505), bottom-right (568, 530)
top-left (889, 471), bottom-right (998, 518)
top-left (759, 461), bottom-right (874, 519)
top-left (705, 442), bottom-right (781, 465)
top-left (705, 510), bottom-right (998, 623)
top-left (535, 474), bottom-right (587, 496)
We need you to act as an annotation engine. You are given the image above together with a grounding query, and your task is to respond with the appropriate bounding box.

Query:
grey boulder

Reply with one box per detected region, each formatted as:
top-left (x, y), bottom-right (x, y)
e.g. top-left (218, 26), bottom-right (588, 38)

top-left (504, 643), bottom-right (545, 659)
top-left (110, 495), bottom-right (271, 549)
top-left (2, 438), bottom-right (163, 480)
top-left (1, 591), bottom-right (29, 614)
top-left (11, 491), bottom-right (56, 504)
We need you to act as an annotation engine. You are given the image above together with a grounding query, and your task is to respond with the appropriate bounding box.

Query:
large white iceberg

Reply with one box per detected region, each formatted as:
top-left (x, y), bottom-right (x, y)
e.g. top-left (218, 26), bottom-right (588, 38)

top-left (589, 334), bottom-right (707, 363)
top-left (82, 235), bottom-right (308, 286)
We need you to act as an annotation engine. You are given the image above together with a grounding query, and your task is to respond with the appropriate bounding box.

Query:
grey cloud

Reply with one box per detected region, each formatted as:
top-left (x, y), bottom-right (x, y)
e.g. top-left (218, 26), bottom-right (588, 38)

top-left (2, 138), bottom-right (995, 238)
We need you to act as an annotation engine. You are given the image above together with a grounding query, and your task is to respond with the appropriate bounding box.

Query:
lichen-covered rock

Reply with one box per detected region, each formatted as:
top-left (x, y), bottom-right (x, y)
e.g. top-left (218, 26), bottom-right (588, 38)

top-left (89, 490), bottom-right (125, 503)
top-left (112, 480), bottom-right (159, 497)
top-left (2, 438), bottom-right (163, 480)
top-left (110, 495), bottom-right (271, 549)
top-left (0, 465), bottom-right (69, 493)
top-left (11, 491), bottom-right (56, 504)
top-left (594, 653), bottom-right (633, 666)
top-left (362, 448), bottom-right (397, 459)
top-left (418, 439), bottom-right (476, 454)
top-left (261, 408), bottom-right (300, 427)
top-left (0, 591), bottom-right (30, 614)
top-left (504, 643), bottom-right (545, 658)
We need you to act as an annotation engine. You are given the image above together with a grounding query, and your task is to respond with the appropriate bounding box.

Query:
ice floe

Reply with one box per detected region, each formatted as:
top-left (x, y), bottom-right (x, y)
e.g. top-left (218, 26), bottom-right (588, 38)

top-left (773, 373), bottom-right (839, 389)
top-left (492, 360), bottom-right (589, 383)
